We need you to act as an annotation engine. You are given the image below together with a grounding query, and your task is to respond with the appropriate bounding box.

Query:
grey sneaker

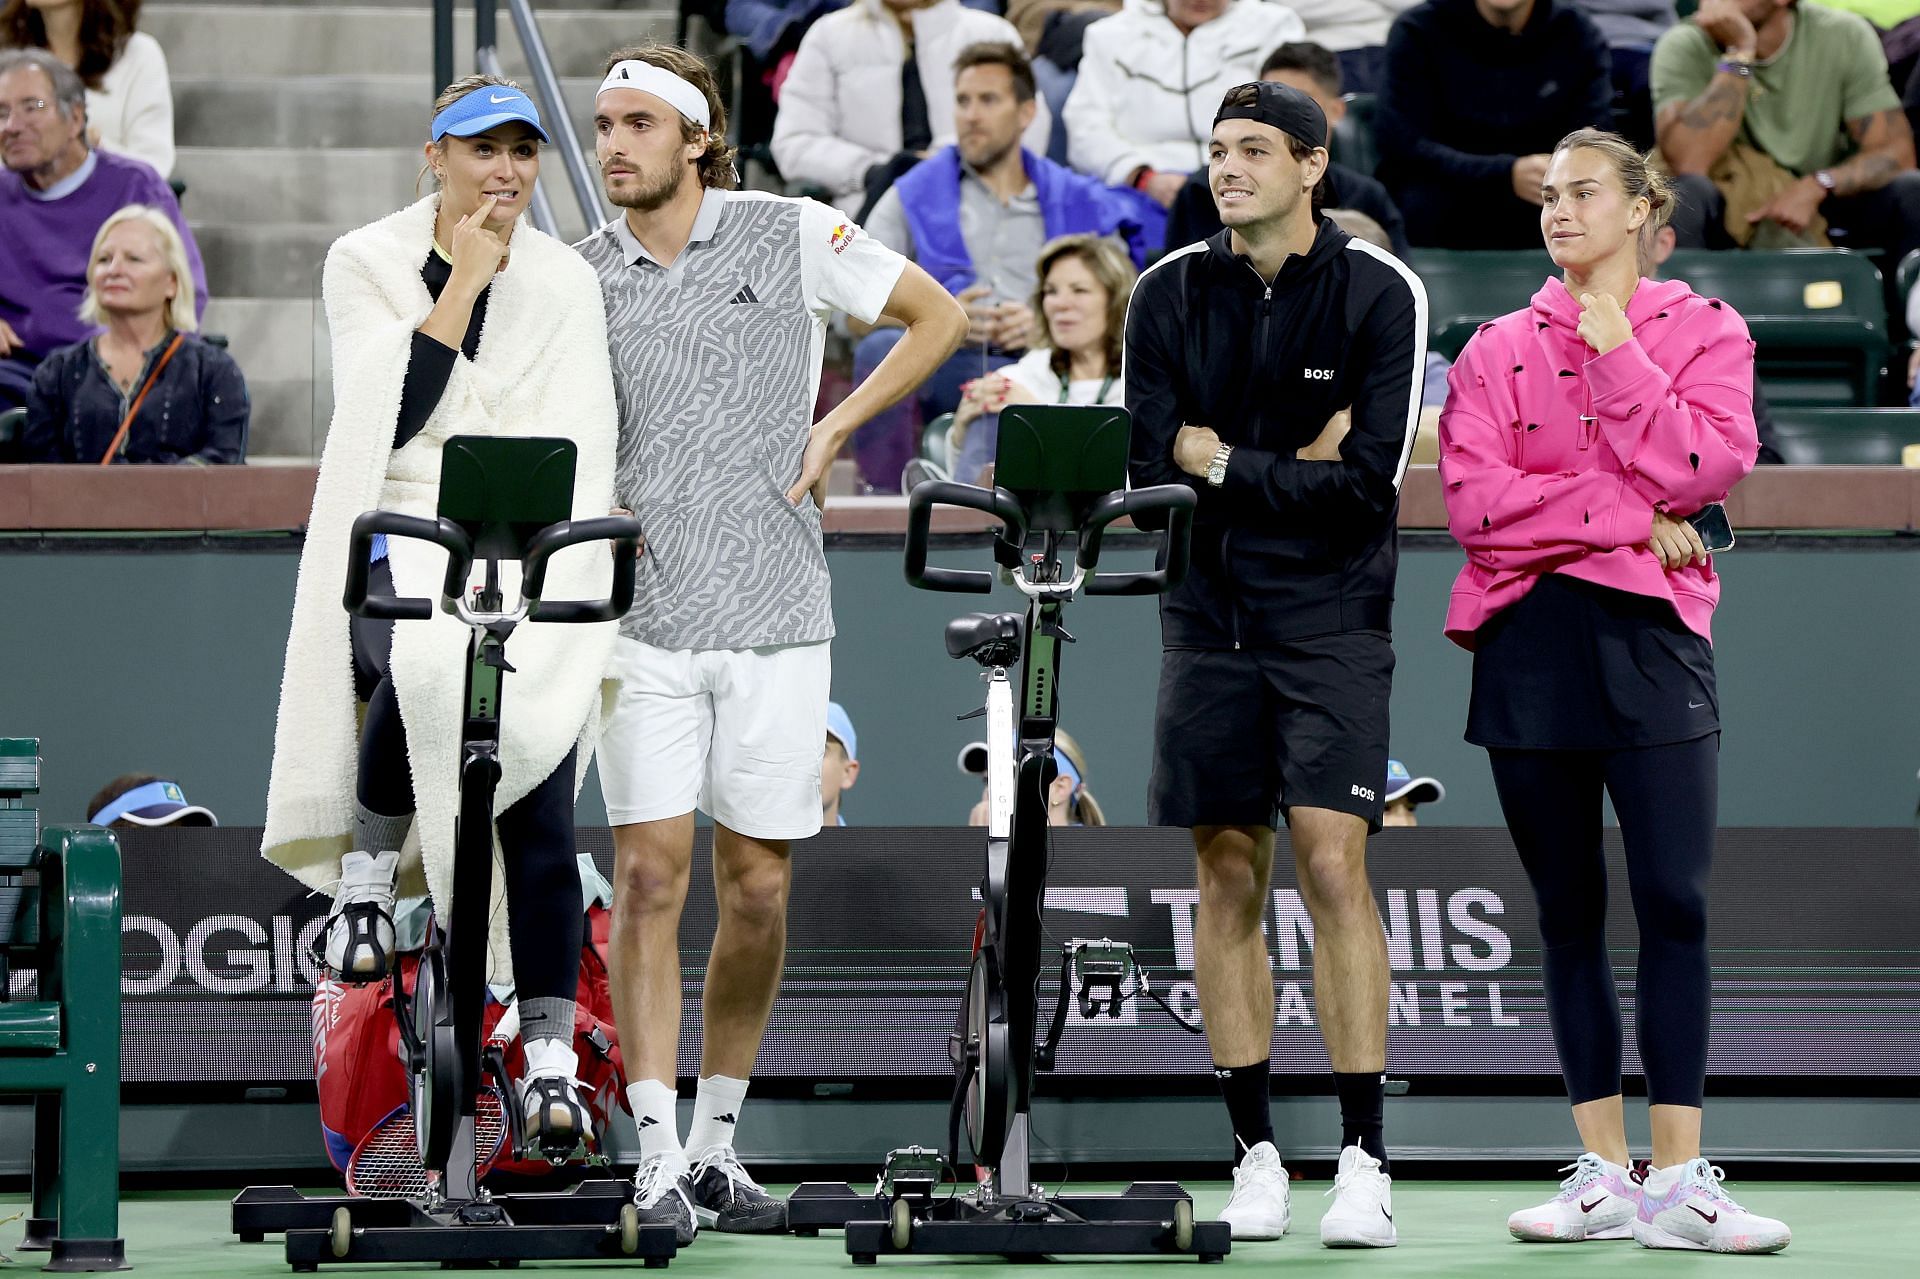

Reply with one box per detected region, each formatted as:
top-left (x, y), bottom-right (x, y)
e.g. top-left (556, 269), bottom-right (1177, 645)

top-left (690, 1146), bottom-right (788, 1233)
top-left (632, 1152), bottom-right (698, 1246)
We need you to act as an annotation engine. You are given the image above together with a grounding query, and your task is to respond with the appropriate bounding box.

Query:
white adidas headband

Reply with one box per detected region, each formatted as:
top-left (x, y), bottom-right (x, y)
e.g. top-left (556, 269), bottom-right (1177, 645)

top-left (597, 60), bottom-right (711, 130)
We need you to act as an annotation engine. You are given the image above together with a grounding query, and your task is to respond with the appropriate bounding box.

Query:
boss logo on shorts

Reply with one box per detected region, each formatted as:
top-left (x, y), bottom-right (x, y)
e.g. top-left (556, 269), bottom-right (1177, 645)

top-left (1304, 368), bottom-right (1335, 381)
top-left (1351, 784), bottom-right (1376, 801)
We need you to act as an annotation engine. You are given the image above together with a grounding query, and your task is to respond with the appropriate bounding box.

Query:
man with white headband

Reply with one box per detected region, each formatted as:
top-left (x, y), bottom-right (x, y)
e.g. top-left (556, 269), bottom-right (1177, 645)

top-left (575, 42), bottom-right (966, 1245)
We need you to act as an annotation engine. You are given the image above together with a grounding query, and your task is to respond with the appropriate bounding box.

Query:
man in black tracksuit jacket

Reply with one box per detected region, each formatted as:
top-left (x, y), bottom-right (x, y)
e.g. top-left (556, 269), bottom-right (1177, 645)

top-left (1125, 80), bottom-right (1426, 1248)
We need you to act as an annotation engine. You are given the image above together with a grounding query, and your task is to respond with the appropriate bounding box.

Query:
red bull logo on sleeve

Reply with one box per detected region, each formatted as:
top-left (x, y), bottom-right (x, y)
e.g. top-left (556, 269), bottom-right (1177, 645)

top-left (829, 222), bottom-right (856, 255)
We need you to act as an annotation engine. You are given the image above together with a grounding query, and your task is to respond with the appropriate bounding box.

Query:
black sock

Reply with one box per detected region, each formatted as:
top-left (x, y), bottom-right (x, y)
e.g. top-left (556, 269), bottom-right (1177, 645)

top-left (1213, 1060), bottom-right (1275, 1165)
top-left (1333, 1071), bottom-right (1389, 1174)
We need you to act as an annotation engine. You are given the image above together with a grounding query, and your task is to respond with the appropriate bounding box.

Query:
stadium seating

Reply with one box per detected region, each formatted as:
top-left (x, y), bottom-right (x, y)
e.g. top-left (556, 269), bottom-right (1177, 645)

top-left (923, 411), bottom-right (955, 473)
top-left (0, 406), bottom-right (24, 462)
top-left (1404, 249), bottom-right (1554, 360)
top-left (1767, 408), bottom-right (1920, 465)
top-left (1666, 249), bottom-right (1889, 408)
top-left (1408, 248), bottom-right (1891, 407)
top-left (0, 739), bottom-right (126, 1267)
top-left (1334, 93), bottom-right (1379, 180)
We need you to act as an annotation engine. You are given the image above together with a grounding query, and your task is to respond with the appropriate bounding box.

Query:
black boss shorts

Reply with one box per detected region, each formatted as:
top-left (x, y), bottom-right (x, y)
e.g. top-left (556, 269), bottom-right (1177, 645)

top-left (1148, 633), bottom-right (1395, 832)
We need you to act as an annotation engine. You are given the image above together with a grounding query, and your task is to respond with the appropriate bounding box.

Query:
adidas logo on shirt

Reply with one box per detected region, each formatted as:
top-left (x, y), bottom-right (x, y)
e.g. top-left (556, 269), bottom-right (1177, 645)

top-left (714, 1112), bottom-right (737, 1125)
top-left (727, 283), bottom-right (761, 305)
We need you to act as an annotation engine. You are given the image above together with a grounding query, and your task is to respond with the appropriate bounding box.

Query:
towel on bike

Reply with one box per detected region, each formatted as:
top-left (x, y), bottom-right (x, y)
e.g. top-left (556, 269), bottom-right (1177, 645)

top-left (262, 194), bottom-right (620, 982)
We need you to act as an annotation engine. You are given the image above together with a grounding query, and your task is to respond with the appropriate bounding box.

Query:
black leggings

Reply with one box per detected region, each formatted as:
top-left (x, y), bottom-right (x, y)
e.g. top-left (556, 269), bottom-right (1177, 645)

top-left (1488, 736), bottom-right (1717, 1109)
top-left (350, 558), bottom-right (583, 1002)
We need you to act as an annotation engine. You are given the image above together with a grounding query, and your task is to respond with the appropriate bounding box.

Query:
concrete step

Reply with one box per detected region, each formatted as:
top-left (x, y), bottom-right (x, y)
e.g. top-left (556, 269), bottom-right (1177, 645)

top-left (175, 147), bottom-right (424, 228)
top-left (243, 379), bottom-right (323, 458)
top-left (202, 297), bottom-right (323, 384)
top-left (173, 74), bottom-right (612, 150)
top-left (145, 5), bottom-right (676, 79)
top-left (195, 223), bottom-right (335, 299)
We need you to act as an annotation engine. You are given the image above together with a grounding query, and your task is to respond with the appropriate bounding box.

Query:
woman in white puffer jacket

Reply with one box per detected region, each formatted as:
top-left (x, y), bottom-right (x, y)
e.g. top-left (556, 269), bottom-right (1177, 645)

top-left (772, 0), bottom-right (1052, 209)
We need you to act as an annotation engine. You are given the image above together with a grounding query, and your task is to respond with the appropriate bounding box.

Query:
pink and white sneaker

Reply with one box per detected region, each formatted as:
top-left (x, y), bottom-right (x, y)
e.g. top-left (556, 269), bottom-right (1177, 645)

top-left (1633, 1158), bottom-right (1791, 1253)
top-left (1507, 1152), bottom-right (1639, 1242)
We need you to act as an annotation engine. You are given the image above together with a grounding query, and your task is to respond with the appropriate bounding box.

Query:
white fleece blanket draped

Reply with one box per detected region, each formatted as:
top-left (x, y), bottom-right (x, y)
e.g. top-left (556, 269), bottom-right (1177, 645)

top-left (263, 196), bottom-right (620, 981)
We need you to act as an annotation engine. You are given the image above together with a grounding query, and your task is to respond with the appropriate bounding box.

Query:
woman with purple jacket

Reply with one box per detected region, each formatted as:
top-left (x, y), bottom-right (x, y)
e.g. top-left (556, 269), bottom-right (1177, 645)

top-left (1439, 127), bottom-right (1788, 1254)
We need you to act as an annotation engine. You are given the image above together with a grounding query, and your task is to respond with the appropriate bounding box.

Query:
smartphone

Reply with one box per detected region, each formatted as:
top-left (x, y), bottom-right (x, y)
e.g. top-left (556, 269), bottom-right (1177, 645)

top-left (1686, 502), bottom-right (1735, 553)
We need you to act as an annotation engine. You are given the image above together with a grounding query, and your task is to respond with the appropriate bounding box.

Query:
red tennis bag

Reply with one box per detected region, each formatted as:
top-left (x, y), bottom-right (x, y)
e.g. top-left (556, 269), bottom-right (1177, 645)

top-left (312, 903), bottom-right (627, 1195)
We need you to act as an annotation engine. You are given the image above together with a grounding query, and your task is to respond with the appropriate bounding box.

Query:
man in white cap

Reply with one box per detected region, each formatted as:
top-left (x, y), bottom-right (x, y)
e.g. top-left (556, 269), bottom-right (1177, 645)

top-left (577, 42), bottom-right (966, 1244)
top-left (1382, 759), bottom-right (1444, 828)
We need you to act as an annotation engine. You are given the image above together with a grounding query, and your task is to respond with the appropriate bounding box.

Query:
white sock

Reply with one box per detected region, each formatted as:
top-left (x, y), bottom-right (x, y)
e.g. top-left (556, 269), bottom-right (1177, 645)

top-left (626, 1079), bottom-right (682, 1164)
top-left (684, 1074), bottom-right (749, 1163)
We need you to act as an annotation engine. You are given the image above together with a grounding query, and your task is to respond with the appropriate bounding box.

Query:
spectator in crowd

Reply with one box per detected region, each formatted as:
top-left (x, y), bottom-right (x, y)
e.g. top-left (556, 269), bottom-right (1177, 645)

top-left (1569, 0), bottom-right (1675, 146)
top-left (1376, 0), bottom-right (1613, 248)
top-left (1166, 41), bottom-right (1408, 252)
top-left (946, 231), bottom-right (1134, 484)
top-left (964, 728), bottom-right (1106, 825)
top-left (1007, 0), bottom-right (1120, 160)
top-left (772, 0), bottom-right (1049, 213)
top-left (21, 204), bottom-right (245, 463)
top-left (1283, 0), bottom-right (1422, 94)
top-left (823, 702), bottom-right (860, 825)
top-left (1654, 0), bottom-right (1920, 263)
top-left (853, 43), bottom-right (1158, 489)
top-left (1381, 759), bottom-right (1443, 827)
top-left (1064, 0), bottom-right (1306, 207)
top-left (1010, 0), bottom-right (1120, 53)
top-left (719, 0), bottom-right (850, 152)
top-left (0, 48), bottom-right (203, 410)
top-left (87, 773), bottom-right (216, 828)
top-left (2, 0), bottom-right (173, 177)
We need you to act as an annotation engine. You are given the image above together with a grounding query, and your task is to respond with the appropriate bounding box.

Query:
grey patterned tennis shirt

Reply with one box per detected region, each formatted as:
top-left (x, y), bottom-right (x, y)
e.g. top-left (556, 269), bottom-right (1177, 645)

top-left (577, 188), bottom-right (906, 650)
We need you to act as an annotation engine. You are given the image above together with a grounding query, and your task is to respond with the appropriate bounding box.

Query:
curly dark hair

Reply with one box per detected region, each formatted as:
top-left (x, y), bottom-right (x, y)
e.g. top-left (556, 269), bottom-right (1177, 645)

top-left (1, 0), bottom-right (141, 91)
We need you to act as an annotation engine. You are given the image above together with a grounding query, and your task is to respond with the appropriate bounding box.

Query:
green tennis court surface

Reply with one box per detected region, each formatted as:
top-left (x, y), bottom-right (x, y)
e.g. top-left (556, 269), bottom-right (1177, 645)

top-left (8, 1181), bottom-right (1912, 1276)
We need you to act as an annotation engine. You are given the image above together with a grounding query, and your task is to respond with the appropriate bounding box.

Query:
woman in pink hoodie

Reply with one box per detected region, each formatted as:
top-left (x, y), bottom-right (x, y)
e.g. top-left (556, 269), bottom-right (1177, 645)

top-left (1439, 128), bottom-right (1788, 1255)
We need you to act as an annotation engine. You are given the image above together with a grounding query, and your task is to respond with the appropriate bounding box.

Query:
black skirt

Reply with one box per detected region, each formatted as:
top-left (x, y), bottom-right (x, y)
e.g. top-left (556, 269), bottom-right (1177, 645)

top-left (1467, 574), bottom-right (1719, 752)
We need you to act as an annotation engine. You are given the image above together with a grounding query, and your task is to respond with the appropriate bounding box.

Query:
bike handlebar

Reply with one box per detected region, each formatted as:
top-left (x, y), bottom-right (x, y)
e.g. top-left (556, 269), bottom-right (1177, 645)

top-left (903, 481), bottom-right (1029, 594)
top-left (344, 512), bottom-right (472, 620)
top-left (343, 510), bottom-right (645, 623)
top-left (524, 515), bottom-right (644, 622)
top-left (1078, 484), bottom-right (1197, 596)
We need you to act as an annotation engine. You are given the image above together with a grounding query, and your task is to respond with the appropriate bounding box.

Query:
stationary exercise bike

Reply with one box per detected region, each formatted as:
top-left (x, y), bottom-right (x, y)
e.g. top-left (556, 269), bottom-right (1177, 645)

top-left (793, 405), bottom-right (1227, 1263)
top-left (232, 436), bottom-right (676, 1270)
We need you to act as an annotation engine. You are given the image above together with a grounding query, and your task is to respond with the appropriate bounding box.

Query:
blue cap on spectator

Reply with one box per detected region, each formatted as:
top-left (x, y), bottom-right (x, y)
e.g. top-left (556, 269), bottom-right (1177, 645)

top-left (90, 779), bottom-right (217, 828)
top-left (826, 702), bottom-right (857, 762)
top-left (1385, 759), bottom-right (1444, 806)
top-left (432, 83), bottom-right (551, 143)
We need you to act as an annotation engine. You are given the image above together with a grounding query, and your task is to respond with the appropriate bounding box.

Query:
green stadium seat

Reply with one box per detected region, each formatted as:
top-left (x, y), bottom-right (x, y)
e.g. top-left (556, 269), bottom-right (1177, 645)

top-left (1664, 249), bottom-right (1888, 407)
top-left (1767, 408), bottom-right (1920, 465)
top-left (1408, 250), bottom-right (1891, 406)
top-left (0, 739), bottom-right (127, 1268)
top-left (922, 412), bottom-right (954, 470)
top-left (1897, 248), bottom-right (1920, 304)
top-left (0, 406), bottom-right (24, 461)
top-left (1405, 249), bottom-right (1554, 360)
top-left (1334, 93), bottom-right (1379, 180)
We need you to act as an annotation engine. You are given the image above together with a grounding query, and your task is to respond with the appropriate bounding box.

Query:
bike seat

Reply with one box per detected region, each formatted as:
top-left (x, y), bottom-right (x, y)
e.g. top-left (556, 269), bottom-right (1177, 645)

top-left (945, 612), bottom-right (1023, 667)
